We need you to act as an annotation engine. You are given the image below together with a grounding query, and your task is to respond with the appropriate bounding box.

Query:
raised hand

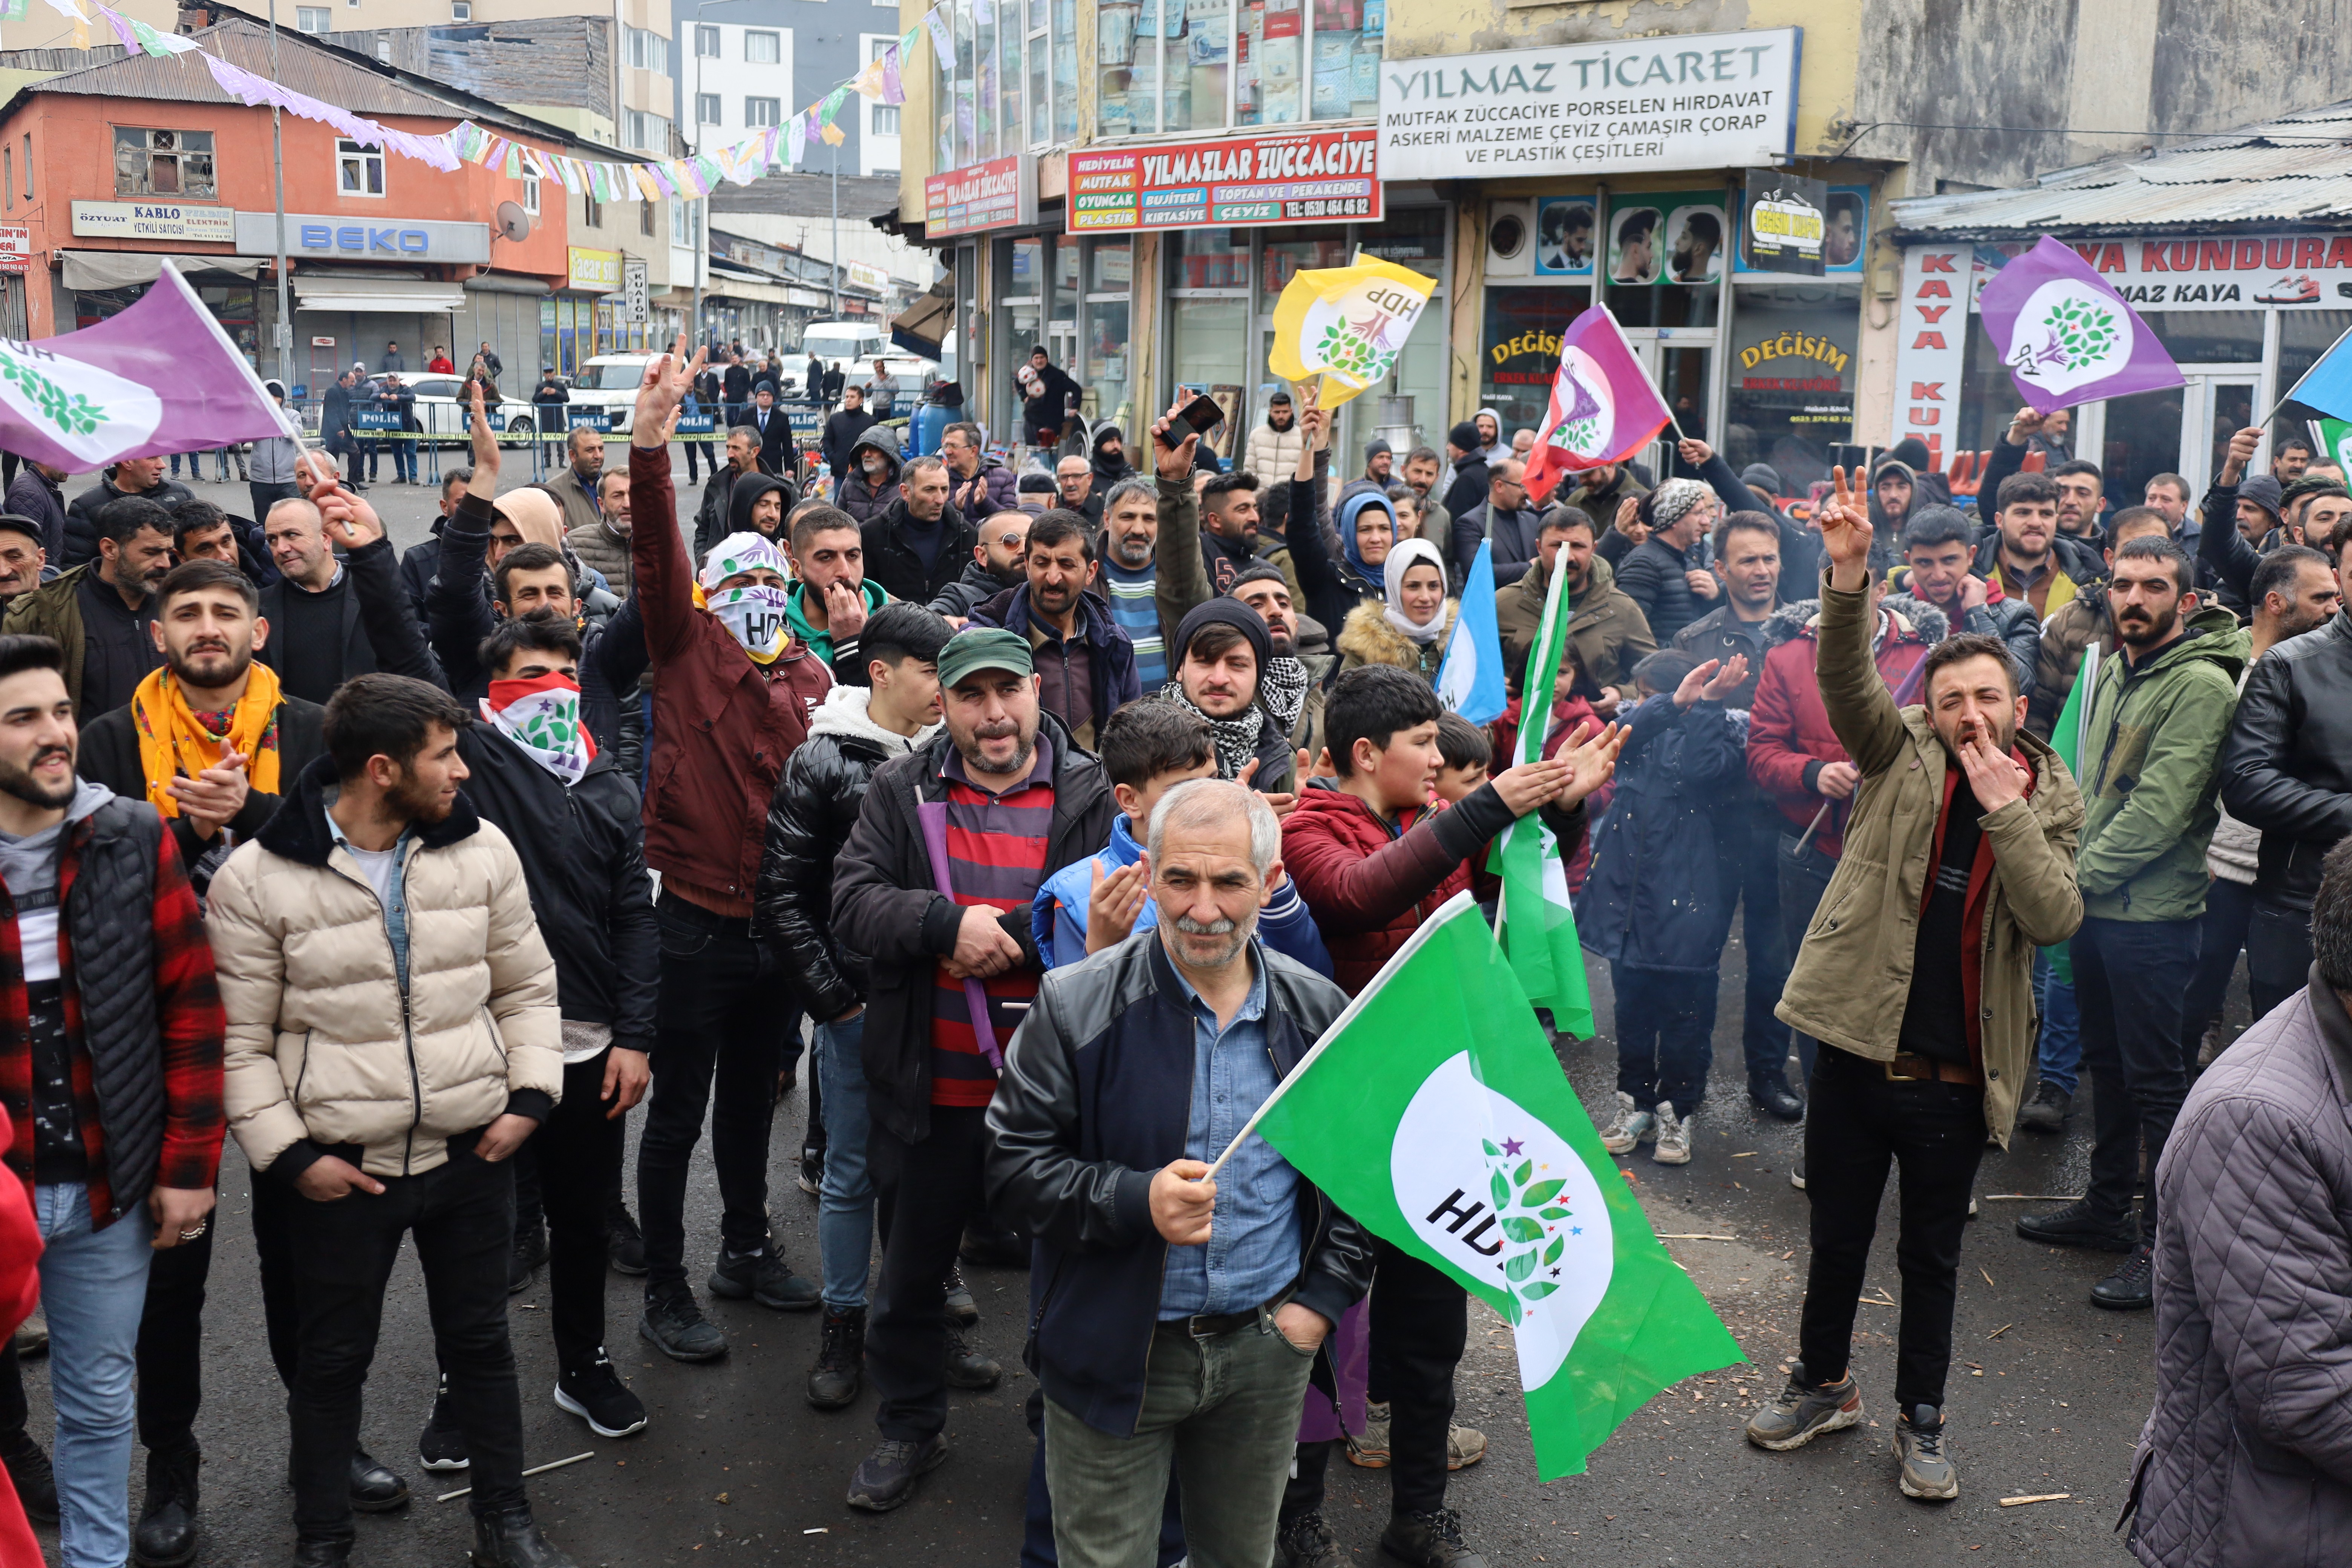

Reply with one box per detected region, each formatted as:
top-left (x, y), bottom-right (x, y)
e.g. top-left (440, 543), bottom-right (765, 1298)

top-left (466, 379), bottom-right (500, 499)
top-left (2004, 406), bottom-right (2045, 446)
top-left (1671, 658), bottom-right (1721, 710)
top-left (1554, 719), bottom-right (1626, 806)
top-left (1818, 464), bottom-right (1873, 590)
top-left (1675, 436), bottom-right (1714, 467)
top-left (1151, 397), bottom-right (1198, 482)
top-left (1085, 856), bottom-right (1151, 953)
top-left (1700, 652), bottom-right (1749, 702)
top-left (2219, 426), bottom-right (2262, 487)
top-left (1957, 726), bottom-right (2029, 813)
top-left (632, 332), bottom-right (706, 450)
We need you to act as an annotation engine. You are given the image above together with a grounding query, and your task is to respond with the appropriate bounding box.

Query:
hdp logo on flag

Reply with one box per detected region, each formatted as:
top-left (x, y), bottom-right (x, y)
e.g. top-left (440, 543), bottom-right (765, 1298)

top-left (1266, 251), bottom-right (1437, 412)
top-left (1978, 235), bottom-right (2183, 413)
top-left (1435, 540), bottom-right (1507, 726)
top-left (1522, 307), bottom-right (1672, 507)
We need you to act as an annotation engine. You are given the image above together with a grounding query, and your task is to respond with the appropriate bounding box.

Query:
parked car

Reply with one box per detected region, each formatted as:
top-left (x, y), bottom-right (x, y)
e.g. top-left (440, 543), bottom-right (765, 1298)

top-left (566, 354), bottom-right (658, 434)
top-left (397, 375), bottom-right (560, 447)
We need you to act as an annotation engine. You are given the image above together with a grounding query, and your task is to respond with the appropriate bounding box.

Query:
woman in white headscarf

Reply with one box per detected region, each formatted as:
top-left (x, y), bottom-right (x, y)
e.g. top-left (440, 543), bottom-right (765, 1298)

top-left (1336, 536), bottom-right (1456, 683)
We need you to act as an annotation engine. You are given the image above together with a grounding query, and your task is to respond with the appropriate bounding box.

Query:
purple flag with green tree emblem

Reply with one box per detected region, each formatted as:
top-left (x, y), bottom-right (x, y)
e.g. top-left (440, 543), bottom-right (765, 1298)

top-left (1978, 234), bottom-right (2184, 414)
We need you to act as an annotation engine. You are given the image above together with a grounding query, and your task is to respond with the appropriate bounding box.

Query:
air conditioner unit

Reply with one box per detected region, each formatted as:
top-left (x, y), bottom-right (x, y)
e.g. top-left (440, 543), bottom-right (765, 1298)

top-left (1486, 199), bottom-right (1534, 279)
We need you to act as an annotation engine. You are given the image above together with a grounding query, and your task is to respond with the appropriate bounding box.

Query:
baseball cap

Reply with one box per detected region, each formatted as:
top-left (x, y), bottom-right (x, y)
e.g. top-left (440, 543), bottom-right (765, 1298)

top-left (937, 628), bottom-right (1034, 689)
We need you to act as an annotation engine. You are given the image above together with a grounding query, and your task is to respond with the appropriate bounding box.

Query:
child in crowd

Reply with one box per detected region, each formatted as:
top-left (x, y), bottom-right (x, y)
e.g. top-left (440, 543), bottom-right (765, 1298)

top-left (1032, 700), bottom-right (1332, 975)
top-left (1579, 648), bottom-right (1751, 1167)
top-left (1432, 712), bottom-right (1490, 802)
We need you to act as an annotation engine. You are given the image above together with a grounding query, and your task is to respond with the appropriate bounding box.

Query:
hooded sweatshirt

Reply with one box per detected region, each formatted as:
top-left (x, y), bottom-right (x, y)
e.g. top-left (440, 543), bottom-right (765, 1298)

top-left (839, 425), bottom-right (905, 524)
top-left (726, 472), bottom-right (790, 544)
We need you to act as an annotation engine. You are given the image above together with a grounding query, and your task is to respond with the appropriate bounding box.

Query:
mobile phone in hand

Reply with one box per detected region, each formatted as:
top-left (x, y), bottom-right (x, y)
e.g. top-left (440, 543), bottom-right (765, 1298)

top-left (1155, 393), bottom-right (1226, 449)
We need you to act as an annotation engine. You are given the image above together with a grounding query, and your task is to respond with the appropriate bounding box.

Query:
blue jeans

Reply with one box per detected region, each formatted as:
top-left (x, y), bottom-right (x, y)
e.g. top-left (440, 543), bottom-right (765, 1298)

top-left (815, 1013), bottom-right (874, 1308)
top-left (1611, 960), bottom-right (1718, 1113)
top-left (38, 1183), bottom-right (154, 1568)
top-left (391, 438), bottom-right (417, 482)
top-left (2036, 952), bottom-right (2082, 1097)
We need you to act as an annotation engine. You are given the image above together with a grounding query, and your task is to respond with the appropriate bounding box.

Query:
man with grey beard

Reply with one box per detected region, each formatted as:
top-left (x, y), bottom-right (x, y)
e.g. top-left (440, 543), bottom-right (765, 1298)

top-left (1098, 478), bottom-right (1165, 689)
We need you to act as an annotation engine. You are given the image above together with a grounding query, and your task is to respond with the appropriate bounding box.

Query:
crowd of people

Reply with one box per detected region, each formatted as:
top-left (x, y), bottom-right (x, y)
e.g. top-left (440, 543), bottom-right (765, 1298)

top-left (0, 323), bottom-right (2348, 1567)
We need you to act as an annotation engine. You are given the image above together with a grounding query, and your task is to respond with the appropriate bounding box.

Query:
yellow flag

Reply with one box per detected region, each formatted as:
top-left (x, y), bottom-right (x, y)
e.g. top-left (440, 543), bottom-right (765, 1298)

top-left (821, 121), bottom-right (847, 146)
top-left (1265, 250), bottom-right (1438, 411)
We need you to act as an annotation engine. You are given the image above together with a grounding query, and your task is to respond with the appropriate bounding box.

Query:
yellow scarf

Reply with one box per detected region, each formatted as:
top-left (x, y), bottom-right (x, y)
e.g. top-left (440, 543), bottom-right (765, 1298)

top-left (129, 662), bottom-right (283, 819)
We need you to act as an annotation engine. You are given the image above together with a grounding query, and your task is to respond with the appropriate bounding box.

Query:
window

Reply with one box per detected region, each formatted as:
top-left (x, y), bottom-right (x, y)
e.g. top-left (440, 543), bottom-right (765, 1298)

top-left (22, 135), bottom-right (31, 200)
top-left (695, 23), bottom-right (719, 55)
top-left (873, 106), bottom-right (901, 136)
top-left (642, 202), bottom-right (656, 236)
top-left (113, 127), bottom-right (216, 199)
top-left (522, 173), bottom-right (540, 216)
top-left (584, 193), bottom-right (602, 229)
top-left (1092, 0), bottom-right (1377, 139)
top-left (625, 26), bottom-right (670, 74)
top-left (295, 7), bottom-right (329, 31)
top-left (867, 37), bottom-right (903, 139)
top-left (744, 29), bottom-right (779, 63)
top-left (623, 109), bottom-right (669, 151)
top-left (696, 93), bottom-right (721, 126)
top-left (374, 35), bottom-right (390, 63)
top-left (5, 150), bottom-right (13, 213)
top-left (335, 137), bottom-right (385, 197)
top-left (746, 97), bottom-right (780, 127)
top-left (451, 0), bottom-right (470, 17)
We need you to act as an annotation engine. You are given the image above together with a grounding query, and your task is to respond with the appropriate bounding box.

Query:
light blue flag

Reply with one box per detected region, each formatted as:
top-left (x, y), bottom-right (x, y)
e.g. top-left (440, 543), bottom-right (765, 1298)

top-left (1436, 540), bottom-right (1508, 726)
top-left (2283, 322), bottom-right (2352, 423)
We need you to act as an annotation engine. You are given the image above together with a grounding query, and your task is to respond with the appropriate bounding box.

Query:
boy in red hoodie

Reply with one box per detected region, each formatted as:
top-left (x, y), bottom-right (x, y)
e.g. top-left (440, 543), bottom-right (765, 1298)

top-left (1276, 663), bottom-right (1620, 1568)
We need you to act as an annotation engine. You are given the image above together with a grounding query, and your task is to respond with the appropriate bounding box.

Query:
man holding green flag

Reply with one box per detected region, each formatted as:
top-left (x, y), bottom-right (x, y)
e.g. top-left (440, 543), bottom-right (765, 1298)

top-left (1745, 466), bottom-right (2082, 1503)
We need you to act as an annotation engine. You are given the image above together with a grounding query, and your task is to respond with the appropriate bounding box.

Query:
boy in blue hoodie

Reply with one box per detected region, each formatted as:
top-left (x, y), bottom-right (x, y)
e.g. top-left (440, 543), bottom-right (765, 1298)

top-left (1033, 699), bottom-right (1331, 976)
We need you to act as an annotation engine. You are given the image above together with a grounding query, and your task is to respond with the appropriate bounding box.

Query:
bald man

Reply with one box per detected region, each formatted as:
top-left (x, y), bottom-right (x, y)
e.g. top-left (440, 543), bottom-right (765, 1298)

top-left (256, 469), bottom-right (443, 702)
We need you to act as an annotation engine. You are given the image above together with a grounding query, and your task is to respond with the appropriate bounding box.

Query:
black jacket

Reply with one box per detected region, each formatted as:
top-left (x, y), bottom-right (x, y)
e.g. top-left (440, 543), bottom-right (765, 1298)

top-left (1021, 363), bottom-right (1082, 441)
top-left (830, 713), bottom-right (1115, 1144)
top-left (1969, 527), bottom-right (2105, 599)
top-left (822, 406), bottom-right (880, 478)
top-left (2197, 479), bottom-right (2261, 615)
top-left (1440, 455), bottom-right (1490, 524)
top-left (1452, 501), bottom-right (1544, 588)
top-left (1615, 535), bottom-right (1710, 646)
top-left (400, 524), bottom-right (443, 633)
top-left (455, 727), bottom-right (656, 1052)
top-left (983, 932), bottom-right (1374, 1436)
top-left (4, 466), bottom-right (66, 562)
top-left (753, 694), bottom-right (928, 1022)
top-left (926, 557), bottom-right (1019, 620)
top-left (2220, 610), bottom-right (2352, 914)
top-left (257, 536), bottom-right (443, 694)
top-left (78, 691), bottom-right (328, 895)
top-left (749, 405), bottom-right (797, 476)
top-left (863, 498), bottom-right (975, 606)
top-left (721, 364), bottom-right (751, 405)
top-left (694, 465), bottom-right (744, 563)
top-left (64, 474), bottom-right (193, 567)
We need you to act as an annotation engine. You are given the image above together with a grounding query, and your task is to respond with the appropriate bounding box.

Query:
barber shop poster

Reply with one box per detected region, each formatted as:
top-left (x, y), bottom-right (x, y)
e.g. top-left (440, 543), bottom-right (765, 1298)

top-left (1607, 193), bottom-right (1726, 287)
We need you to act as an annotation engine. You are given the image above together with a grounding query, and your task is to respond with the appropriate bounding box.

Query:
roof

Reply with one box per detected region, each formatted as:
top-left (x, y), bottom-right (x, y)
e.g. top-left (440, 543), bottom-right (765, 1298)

top-left (707, 172), bottom-right (903, 223)
top-left (0, 11), bottom-right (637, 158)
top-left (1891, 100), bottom-right (2352, 240)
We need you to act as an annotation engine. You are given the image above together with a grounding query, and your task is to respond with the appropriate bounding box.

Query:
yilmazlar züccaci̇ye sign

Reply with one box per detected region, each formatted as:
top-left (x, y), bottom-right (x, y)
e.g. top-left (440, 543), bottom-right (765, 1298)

top-left (1376, 26), bottom-right (1799, 182)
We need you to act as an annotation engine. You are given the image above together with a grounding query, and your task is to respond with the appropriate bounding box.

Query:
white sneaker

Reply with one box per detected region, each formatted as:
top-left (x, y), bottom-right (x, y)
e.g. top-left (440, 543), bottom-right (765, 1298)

top-left (1599, 1091), bottom-right (1655, 1155)
top-left (1652, 1101), bottom-right (1694, 1165)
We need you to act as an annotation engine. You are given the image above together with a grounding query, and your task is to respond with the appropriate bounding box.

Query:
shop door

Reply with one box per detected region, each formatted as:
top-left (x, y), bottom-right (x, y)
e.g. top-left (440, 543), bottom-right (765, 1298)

top-left (2088, 369), bottom-right (2254, 519)
top-left (307, 337), bottom-right (341, 401)
top-left (1621, 336), bottom-right (1714, 481)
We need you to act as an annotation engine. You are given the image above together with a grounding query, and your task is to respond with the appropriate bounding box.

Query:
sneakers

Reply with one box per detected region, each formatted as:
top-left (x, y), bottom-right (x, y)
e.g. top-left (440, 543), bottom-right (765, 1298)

top-left (1743, 1361), bottom-right (1864, 1451)
top-left (1346, 1401), bottom-right (1392, 1468)
top-left (1748, 1072), bottom-right (1804, 1122)
top-left (1446, 1421), bottom-right (1487, 1470)
top-left (604, 1202), bottom-right (646, 1276)
top-left (2090, 1244), bottom-right (2156, 1311)
top-left (845, 1433), bottom-right (948, 1512)
top-left (554, 1353), bottom-right (647, 1438)
top-left (1790, 1155), bottom-right (1806, 1191)
top-left (509, 1219), bottom-right (549, 1294)
top-left (420, 1380), bottom-right (470, 1471)
top-left (639, 1284), bottom-right (729, 1362)
top-left (132, 1444), bottom-right (199, 1567)
top-left (2015, 1081), bottom-right (2072, 1134)
top-left (1599, 1092), bottom-right (1655, 1156)
top-left (470, 1505), bottom-right (574, 1568)
top-left (1652, 1101), bottom-right (1694, 1165)
top-left (943, 1263), bottom-right (979, 1327)
top-left (797, 1138), bottom-right (824, 1198)
top-left (1378, 1507), bottom-right (1487, 1568)
top-left (0, 1427), bottom-right (55, 1524)
top-left (1277, 1510), bottom-right (1343, 1568)
top-left (2014, 1198), bottom-right (2139, 1253)
top-left (1894, 1404), bottom-right (1959, 1500)
top-left (944, 1327), bottom-right (1002, 1390)
top-left (707, 1246), bottom-right (822, 1311)
top-left (807, 1305), bottom-right (867, 1410)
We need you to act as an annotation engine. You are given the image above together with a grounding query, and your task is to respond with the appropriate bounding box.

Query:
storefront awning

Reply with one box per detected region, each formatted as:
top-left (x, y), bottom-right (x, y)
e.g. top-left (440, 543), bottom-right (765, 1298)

top-left (292, 276), bottom-right (466, 314)
top-left (59, 251), bottom-right (268, 291)
top-left (891, 288), bottom-right (950, 360)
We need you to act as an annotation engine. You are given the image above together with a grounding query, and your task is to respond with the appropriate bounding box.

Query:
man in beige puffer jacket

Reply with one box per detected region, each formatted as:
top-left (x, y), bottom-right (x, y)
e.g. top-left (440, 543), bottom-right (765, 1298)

top-left (206, 669), bottom-right (569, 1568)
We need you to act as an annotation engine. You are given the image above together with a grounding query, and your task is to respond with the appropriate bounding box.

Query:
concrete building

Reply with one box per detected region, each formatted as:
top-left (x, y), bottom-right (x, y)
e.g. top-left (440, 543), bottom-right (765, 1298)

top-left (678, 0), bottom-right (893, 180)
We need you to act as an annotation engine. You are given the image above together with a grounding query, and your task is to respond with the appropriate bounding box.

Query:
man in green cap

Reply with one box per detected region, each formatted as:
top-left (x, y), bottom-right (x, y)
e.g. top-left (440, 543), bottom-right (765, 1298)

top-left (831, 625), bottom-right (1117, 1512)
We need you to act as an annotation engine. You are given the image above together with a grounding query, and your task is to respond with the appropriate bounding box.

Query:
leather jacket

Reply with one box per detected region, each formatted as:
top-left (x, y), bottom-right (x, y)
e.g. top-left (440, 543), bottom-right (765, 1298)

top-left (2219, 609), bottom-right (2352, 913)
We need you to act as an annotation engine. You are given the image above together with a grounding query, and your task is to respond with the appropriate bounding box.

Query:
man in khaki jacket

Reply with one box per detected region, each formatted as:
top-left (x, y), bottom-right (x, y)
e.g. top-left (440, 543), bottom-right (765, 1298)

top-left (207, 664), bottom-right (568, 1568)
top-left (1741, 469), bottom-right (2082, 1507)
top-left (1499, 509), bottom-right (1654, 712)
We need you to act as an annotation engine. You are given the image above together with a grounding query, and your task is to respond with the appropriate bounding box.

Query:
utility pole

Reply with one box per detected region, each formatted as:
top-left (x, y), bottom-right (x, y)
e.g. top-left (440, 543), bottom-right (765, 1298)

top-left (830, 144), bottom-right (839, 317)
top-left (268, 0), bottom-right (292, 388)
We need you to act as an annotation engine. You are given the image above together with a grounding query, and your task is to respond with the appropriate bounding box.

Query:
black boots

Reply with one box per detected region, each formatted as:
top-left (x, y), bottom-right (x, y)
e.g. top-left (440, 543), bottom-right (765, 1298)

top-left (807, 1305), bottom-right (867, 1410)
top-left (470, 1507), bottom-right (574, 1568)
top-left (132, 1443), bottom-right (201, 1566)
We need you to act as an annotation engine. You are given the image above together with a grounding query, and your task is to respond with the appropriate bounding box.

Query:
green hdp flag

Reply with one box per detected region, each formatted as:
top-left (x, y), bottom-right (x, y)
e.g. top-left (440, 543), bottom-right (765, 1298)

top-left (1243, 893), bottom-right (1744, 1479)
top-left (2313, 416), bottom-right (2352, 475)
top-left (2040, 644), bottom-right (2099, 984)
top-left (1491, 556), bottom-right (1595, 1035)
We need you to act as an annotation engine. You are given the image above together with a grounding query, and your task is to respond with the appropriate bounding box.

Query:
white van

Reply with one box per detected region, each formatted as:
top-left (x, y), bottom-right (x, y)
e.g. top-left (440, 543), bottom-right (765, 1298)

top-left (567, 354), bottom-right (658, 433)
top-left (797, 322), bottom-right (934, 398)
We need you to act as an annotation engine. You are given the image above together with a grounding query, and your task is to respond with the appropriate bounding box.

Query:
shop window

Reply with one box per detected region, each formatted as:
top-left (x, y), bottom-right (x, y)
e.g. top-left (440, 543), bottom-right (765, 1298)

top-left (745, 29), bottom-right (780, 63)
top-left (1085, 239), bottom-right (1133, 432)
top-left (1724, 283), bottom-right (1859, 493)
top-left (1602, 192), bottom-right (1721, 328)
top-left (113, 127), bottom-right (216, 200)
top-left (1169, 229), bottom-right (1248, 292)
top-left (1478, 287), bottom-right (1588, 437)
top-left (335, 137), bottom-right (385, 198)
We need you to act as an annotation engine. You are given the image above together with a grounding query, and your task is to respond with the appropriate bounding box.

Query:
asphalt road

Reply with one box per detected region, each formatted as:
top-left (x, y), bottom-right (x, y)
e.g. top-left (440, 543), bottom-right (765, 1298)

top-left (17, 462), bottom-right (2198, 1565)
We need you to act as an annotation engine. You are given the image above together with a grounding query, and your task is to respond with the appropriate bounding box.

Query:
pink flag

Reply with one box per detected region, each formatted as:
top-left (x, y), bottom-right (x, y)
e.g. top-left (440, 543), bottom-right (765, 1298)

top-left (1521, 306), bottom-right (1672, 507)
top-left (881, 44), bottom-right (904, 105)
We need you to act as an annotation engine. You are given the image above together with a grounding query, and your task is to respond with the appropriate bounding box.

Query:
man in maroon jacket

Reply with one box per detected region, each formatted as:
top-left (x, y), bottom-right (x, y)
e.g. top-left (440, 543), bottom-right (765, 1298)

top-left (628, 340), bottom-right (836, 1363)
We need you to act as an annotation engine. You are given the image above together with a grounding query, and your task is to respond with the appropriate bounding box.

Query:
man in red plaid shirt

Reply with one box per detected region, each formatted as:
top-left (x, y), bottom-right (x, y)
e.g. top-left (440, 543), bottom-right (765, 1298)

top-left (0, 631), bottom-right (223, 1568)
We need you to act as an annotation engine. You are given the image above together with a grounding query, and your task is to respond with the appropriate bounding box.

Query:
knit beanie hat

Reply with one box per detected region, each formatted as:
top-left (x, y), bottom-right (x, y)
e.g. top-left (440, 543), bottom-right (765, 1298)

top-left (1648, 477), bottom-right (1712, 532)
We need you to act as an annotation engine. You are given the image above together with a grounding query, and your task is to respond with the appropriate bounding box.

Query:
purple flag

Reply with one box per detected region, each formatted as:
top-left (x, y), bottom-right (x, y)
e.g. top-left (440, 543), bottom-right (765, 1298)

top-left (913, 802), bottom-right (1004, 1072)
top-left (882, 44), bottom-right (904, 106)
top-left (1978, 234), bottom-right (2184, 413)
top-left (0, 264), bottom-right (296, 472)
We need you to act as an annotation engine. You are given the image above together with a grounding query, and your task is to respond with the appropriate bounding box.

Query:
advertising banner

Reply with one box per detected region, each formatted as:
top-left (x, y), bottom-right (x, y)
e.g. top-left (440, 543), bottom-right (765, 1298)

top-left (1739, 170), bottom-right (1826, 276)
top-left (923, 154), bottom-right (1039, 238)
top-left (71, 201), bottom-right (235, 244)
top-left (1069, 124), bottom-right (1379, 233)
top-left (1966, 233), bottom-right (2352, 312)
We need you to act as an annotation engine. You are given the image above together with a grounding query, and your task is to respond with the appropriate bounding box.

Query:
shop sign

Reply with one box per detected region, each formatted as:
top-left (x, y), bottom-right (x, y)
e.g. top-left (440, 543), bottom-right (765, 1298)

top-left (568, 247), bottom-right (622, 293)
top-left (1068, 125), bottom-right (1380, 234)
top-left (924, 155), bottom-right (1038, 238)
top-left (622, 259), bottom-right (649, 324)
top-left (1375, 27), bottom-right (1798, 182)
top-left (72, 201), bottom-right (235, 243)
top-left (1891, 244), bottom-right (1970, 470)
top-left (1736, 183), bottom-right (1867, 276)
top-left (846, 260), bottom-right (891, 290)
top-left (1730, 304), bottom-right (1857, 443)
top-left (1966, 234), bottom-right (2352, 311)
top-left (0, 225), bottom-right (27, 277)
top-left (232, 213), bottom-right (492, 263)
top-left (1740, 170), bottom-right (1826, 276)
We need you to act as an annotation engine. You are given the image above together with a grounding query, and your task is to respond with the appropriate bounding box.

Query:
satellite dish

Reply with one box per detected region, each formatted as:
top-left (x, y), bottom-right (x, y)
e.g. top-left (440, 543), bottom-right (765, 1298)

top-left (495, 201), bottom-right (531, 243)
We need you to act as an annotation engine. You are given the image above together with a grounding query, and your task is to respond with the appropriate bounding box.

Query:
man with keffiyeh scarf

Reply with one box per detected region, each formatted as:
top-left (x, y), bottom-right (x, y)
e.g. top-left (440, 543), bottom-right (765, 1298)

top-left (1158, 599), bottom-right (1306, 803)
